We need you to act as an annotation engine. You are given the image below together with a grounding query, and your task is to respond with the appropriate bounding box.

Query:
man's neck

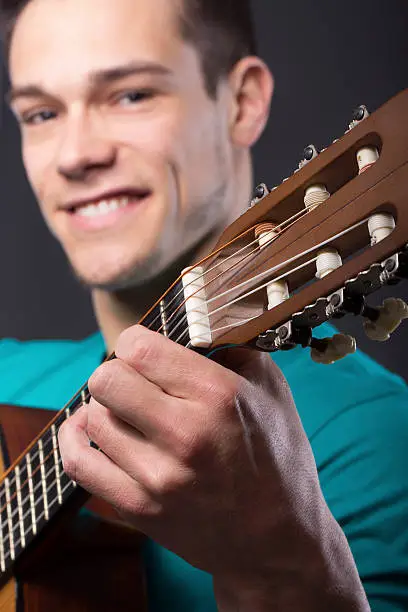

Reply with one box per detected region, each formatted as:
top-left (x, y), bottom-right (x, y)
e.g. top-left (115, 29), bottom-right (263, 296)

top-left (91, 230), bottom-right (223, 354)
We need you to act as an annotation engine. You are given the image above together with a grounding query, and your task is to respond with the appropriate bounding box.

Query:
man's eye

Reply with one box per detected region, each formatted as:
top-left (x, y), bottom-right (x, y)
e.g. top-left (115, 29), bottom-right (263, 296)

top-left (21, 110), bottom-right (57, 125)
top-left (118, 90), bottom-right (153, 105)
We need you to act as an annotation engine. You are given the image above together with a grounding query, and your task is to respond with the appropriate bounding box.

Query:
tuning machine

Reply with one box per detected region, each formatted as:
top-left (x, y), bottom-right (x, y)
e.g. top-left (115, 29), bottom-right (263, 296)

top-left (310, 334), bottom-right (356, 365)
top-left (249, 183), bottom-right (270, 207)
top-left (256, 321), bottom-right (293, 352)
top-left (338, 291), bottom-right (408, 342)
top-left (298, 144), bottom-right (319, 170)
top-left (348, 104), bottom-right (370, 130)
top-left (256, 319), bottom-right (356, 365)
top-left (363, 298), bottom-right (408, 342)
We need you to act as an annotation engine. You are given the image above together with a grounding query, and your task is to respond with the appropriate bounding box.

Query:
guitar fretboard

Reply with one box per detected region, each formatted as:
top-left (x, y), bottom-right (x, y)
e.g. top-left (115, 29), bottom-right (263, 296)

top-left (0, 281), bottom-right (188, 578)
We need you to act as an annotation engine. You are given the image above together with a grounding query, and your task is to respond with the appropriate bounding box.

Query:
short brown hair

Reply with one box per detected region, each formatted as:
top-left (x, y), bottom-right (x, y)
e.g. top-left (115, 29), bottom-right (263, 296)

top-left (0, 0), bottom-right (257, 97)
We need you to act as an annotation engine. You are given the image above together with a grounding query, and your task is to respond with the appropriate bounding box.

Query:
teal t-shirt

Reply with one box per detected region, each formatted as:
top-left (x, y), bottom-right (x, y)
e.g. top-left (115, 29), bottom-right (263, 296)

top-left (0, 324), bottom-right (407, 611)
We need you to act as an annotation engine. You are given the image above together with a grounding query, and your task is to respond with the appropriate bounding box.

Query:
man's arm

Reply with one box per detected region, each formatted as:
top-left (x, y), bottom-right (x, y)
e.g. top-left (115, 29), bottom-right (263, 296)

top-left (58, 325), bottom-right (370, 611)
top-left (214, 513), bottom-right (369, 611)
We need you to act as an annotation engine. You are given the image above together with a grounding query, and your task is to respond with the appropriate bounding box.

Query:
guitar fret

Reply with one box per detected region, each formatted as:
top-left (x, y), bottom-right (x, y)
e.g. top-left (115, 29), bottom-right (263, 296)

top-left (51, 425), bottom-right (63, 505)
top-left (81, 389), bottom-right (89, 405)
top-left (0, 488), bottom-right (6, 572)
top-left (63, 407), bottom-right (78, 488)
top-left (14, 466), bottom-right (26, 549)
top-left (26, 451), bottom-right (37, 535)
top-left (160, 300), bottom-right (169, 336)
top-left (38, 440), bottom-right (49, 521)
top-left (4, 478), bottom-right (15, 561)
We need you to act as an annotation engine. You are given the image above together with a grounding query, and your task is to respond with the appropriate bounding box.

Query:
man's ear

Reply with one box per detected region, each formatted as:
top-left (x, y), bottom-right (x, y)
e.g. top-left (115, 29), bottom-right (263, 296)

top-left (228, 57), bottom-right (274, 148)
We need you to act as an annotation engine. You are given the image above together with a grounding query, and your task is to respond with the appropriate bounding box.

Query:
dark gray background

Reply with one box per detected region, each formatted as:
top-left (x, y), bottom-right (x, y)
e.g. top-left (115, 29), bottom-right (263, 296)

top-left (0, 0), bottom-right (407, 378)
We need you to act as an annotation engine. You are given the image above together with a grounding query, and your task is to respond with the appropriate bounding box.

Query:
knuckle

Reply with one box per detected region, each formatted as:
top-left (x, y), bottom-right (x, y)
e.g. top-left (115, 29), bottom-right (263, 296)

top-left (116, 326), bottom-right (154, 367)
top-left (167, 422), bottom-right (210, 464)
top-left (88, 361), bottom-right (117, 399)
top-left (146, 469), bottom-right (169, 497)
top-left (86, 402), bottom-right (109, 445)
top-left (203, 375), bottom-right (239, 416)
top-left (119, 495), bottom-right (161, 520)
top-left (145, 464), bottom-right (194, 498)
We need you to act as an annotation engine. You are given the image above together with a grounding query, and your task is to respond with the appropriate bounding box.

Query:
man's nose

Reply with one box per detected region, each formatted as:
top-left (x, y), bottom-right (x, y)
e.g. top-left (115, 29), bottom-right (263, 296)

top-left (56, 114), bottom-right (116, 181)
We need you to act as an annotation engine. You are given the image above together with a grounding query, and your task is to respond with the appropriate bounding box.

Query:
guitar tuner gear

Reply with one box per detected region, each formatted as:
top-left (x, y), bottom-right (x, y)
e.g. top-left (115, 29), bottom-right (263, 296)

top-left (250, 183), bottom-right (270, 207)
top-left (299, 144), bottom-right (318, 169)
top-left (304, 145), bottom-right (315, 161)
top-left (353, 106), bottom-right (367, 122)
top-left (348, 104), bottom-right (369, 129)
top-left (255, 184), bottom-right (266, 199)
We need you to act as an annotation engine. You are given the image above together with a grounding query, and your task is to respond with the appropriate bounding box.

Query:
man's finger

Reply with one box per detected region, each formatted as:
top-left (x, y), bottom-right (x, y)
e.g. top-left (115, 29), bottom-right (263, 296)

top-left (114, 324), bottom-right (238, 400)
top-left (58, 408), bottom-right (155, 517)
top-left (88, 359), bottom-right (174, 440)
top-left (85, 398), bottom-right (192, 486)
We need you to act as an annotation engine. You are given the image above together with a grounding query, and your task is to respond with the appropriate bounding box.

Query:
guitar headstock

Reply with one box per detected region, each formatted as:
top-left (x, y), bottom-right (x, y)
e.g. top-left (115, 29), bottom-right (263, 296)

top-left (161, 89), bottom-right (408, 364)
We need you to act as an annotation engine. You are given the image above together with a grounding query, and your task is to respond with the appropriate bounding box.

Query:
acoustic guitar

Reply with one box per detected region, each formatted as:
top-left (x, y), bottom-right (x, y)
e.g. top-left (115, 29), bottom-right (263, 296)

top-left (1, 88), bottom-right (407, 610)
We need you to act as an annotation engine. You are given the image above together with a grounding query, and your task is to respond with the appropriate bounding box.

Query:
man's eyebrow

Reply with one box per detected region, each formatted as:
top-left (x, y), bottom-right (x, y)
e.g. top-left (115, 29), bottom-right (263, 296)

top-left (6, 85), bottom-right (47, 106)
top-left (90, 61), bottom-right (173, 85)
top-left (6, 61), bottom-right (172, 105)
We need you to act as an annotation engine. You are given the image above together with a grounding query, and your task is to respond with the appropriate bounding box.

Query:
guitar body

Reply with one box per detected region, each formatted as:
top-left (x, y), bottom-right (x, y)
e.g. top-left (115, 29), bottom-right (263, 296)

top-left (0, 405), bottom-right (147, 612)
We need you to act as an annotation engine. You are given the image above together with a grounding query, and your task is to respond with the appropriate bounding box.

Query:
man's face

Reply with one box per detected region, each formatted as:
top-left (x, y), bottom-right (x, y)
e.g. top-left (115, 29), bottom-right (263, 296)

top-left (9, 0), bottom-right (235, 288)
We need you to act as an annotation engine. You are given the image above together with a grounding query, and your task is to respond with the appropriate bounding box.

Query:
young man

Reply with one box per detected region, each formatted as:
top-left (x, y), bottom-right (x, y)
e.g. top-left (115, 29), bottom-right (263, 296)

top-left (1, 0), bottom-right (407, 610)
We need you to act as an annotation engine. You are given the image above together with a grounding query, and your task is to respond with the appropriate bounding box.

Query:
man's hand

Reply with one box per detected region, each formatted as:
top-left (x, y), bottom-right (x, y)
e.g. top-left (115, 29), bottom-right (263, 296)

top-left (59, 325), bottom-right (369, 611)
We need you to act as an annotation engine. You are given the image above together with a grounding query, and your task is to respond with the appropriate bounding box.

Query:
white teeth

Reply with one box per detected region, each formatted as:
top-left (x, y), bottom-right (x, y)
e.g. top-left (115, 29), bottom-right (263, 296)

top-left (76, 196), bottom-right (130, 217)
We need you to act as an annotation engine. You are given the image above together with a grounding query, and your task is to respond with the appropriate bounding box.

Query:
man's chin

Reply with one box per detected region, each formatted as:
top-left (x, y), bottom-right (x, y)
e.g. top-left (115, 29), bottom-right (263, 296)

top-left (67, 252), bottom-right (170, 292)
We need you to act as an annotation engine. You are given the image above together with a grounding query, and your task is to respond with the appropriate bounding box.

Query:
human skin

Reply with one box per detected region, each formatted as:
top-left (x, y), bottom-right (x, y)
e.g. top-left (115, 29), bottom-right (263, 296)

top-left (8, 0), bottom-right (369, 608)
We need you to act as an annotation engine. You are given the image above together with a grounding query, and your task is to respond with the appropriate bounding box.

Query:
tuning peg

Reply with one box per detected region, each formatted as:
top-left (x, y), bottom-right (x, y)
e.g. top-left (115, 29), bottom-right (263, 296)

top-left (250, 183), bottom-right (270, 207)
top-left (311, 334), bottom-right (356, 365)
top-left (348, 104), bottom-right (370, 130)
top-left (298, 144), bottom-right (318, 169)
top-left (363, 298), bottom-right (408, 341)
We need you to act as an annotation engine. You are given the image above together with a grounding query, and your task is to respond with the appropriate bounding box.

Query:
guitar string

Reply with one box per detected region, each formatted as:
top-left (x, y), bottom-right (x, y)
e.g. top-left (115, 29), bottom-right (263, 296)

top-left (0, 208), bottom-right (309, 494)
top-left (0, 446), bottom-right (71, 540)
top-left (0, 217), bottom-right (369, 544)
top-left (142, 207), bottom-right (308, 332)
top-left (182, 256), bottom-right (318, 347)
top-left (0, 242), bottom-right (324, 535)
top-left (0, 408), bottom-right (78, 517)
top-left (154, 211), bottom-right (308, 336)
top-left (170, 217), bottom-right (368, 345)
top-left (151, 209), bottom-right (308, 344)
top-left (1, 466), bottom-right (75, 566)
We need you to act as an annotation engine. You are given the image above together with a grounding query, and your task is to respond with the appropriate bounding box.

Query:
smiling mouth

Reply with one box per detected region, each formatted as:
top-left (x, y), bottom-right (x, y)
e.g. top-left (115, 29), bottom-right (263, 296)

top-left (68, 191), bottom-right (151, 218)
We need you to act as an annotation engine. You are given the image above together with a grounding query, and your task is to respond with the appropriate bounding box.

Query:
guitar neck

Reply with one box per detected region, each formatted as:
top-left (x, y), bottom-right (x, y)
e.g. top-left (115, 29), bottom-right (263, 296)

top-left (0, 280), bottom-right (189, 581)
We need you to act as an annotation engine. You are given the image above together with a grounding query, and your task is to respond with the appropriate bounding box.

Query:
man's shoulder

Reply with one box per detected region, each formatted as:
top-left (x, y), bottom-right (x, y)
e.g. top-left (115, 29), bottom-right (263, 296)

top-left (0, 333), bottom-right (105, 409)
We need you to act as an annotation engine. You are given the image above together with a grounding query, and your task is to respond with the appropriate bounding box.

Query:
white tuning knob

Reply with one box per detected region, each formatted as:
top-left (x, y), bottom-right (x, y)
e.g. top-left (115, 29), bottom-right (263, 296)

top-left (363, 298), bottom-right (408, 341)
top-left (311, 334), bottom-right (357, 365)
